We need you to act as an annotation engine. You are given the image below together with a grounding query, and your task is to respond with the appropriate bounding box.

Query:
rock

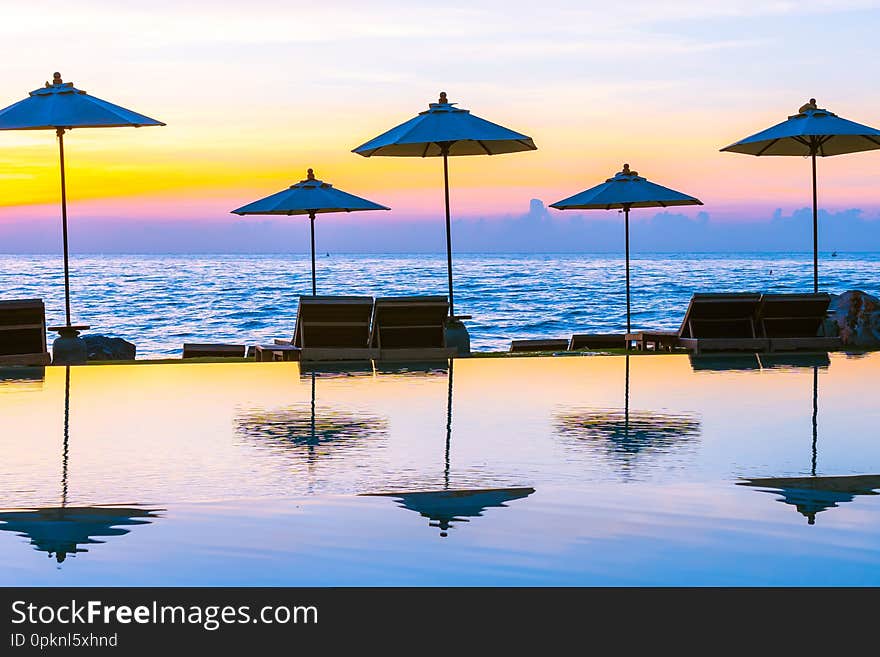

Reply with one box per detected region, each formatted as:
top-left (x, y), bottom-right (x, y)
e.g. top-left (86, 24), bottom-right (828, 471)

top-left (827, 290), bottom-right (880, 347)
top-left (83, 335), bottom-right (136, 361)
top-left (444, 319), bottom-right (471, 357)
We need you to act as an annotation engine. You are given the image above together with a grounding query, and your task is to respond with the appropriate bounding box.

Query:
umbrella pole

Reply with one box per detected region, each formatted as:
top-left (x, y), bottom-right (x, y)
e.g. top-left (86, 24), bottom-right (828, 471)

top-left (624, 353), bottom-right (630, 435)
top-left (811, 365), bottom-right (818, 477)
top-left (811, 151), bottom-right (819, 293)
top-left (624, 206), bottom-right (632, 337)
top-left (57, 128), bottom-right (72, 326)
top-left (309, 212), bottom-right (317, 296)
top-left (442, 147), bottom-right (454, 317)
top-left (61, 365), bottom-right (70, 509)
top-left (444, 359), bottom-right (453, 490)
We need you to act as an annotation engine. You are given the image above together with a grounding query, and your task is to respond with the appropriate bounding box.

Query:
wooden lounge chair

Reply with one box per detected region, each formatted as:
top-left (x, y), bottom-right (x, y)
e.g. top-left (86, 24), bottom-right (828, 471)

top-left (278, 295), bottom-right (375, 362)
top-left (631, 293), bottom-right (767, 354)
top-left (755, 293), bottom-right (840, 352)
top-left (182, 343), bottom-right (246, 358)
top-left (0, 299), bottom-right (51, 366)
top-left (568, 333), bottom-right (626, 350)
top-left (369, 296), bottom-right (456, 362)
top-left (509, 338), bottom-right (568, 353)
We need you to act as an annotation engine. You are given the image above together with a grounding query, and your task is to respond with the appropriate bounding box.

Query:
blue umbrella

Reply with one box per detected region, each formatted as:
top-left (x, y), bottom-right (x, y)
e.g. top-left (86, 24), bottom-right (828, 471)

top-left (352, 92), bottom-right (536, 316)
top-left (0, 73), bottom-right (164, 334)
top-left (550, 164), bottom-right (702, 333)
top-left (231, 169), bottom-right (389, 295)
top-left (721, 99), bottom-right (880, 292)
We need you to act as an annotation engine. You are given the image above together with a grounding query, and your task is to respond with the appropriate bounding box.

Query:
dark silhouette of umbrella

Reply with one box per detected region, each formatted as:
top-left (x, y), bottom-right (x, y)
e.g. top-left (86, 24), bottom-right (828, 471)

top-left (736, 355), bottom-right (862, 525)
top-left (0, 367), bottom-right (161, 564)
top-left (361, 360), bottom-right (535, 536)
top-left (352, 92), bottom-right (536, 317)
top-left (0, 73), bottom-right (164, 331)
top-left (721, 99), bottom-right (880, 293)
top-left (737, 475), bottom-right (880, 526)
top-left (0, 506), bottom-right (160, 564)
top-left (555, 354), bottom-right (701, 473)
top-left (363, 487), bottom-right (535, 537)
top-left (550, 164), bottom-right (702, 334)
top-left (231, 169), bottom-right (389, 295)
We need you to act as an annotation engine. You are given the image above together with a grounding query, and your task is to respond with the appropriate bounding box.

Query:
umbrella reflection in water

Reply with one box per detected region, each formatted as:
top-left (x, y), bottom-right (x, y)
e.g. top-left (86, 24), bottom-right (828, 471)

top-left (736, 354), bottom-right (877, 525)
top-left (738, 475), bottom-right (880, 526)
top-left (235, 371), bottom-right (388, 485)
top-left (0, 368), bottom-right (161, 564)
top-left (362, 361), bottom-right (535, 537)
top-left (554, 354), bottom-right (701, 474)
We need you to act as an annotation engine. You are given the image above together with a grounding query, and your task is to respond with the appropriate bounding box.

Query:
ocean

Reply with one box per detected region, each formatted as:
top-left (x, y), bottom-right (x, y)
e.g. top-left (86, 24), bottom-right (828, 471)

top-left (1, 252), bottom-right (878, 358)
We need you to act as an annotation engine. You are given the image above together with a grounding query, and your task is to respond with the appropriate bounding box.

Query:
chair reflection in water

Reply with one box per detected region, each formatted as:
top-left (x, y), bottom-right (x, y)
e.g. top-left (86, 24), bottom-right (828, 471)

top-left (735, 353), bottom-right (880, 525)
top-left (361, 360), bottom-right (535, 537)
top-left (554, 354), bottom-right (701, 475)
top-left (0, 367), bottom-right (161, 564)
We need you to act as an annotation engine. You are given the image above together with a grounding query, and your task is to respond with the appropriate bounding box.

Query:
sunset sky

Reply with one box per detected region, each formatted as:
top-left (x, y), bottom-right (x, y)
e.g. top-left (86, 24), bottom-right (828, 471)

top-left (0, 0), bottom-right (878, 251)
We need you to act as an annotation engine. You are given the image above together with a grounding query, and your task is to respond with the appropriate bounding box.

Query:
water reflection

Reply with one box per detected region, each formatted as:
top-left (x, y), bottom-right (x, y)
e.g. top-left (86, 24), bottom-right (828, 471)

top-left (689, 354), bottom-right (760, 371)
top-left (757, 353), bottom-right (831, 370)
top-left (738, 475), bottom-right (880, 525)
top-left (0, 366), bottom-right (45, 392)
top-left (0, 367), bottom-right (161, 565)
top-left (0, 506), bottom-right (161, 563)
top-left (737, 356), bottom-right (860, 525)
top-left (554, 354), bottom-right (701, 474)
top-left (364, 487), bottom-right (536, 537)
top-left (363, 360), bottom-right (536, 536)
top-left (235, 371), bottom-right (388, 470)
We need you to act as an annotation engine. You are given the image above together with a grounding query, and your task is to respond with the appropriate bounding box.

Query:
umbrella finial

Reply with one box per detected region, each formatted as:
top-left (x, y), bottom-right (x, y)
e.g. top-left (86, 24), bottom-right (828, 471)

top-left (53, 72), bottom-right (62, 85)
top-left (798, 98), bottom-right (818, 113)
top-left (307, 168), bottom-right (315, 180)
top-left (619, 163), bottom-right (638, 177)
top-left (439, 91), bottom-right (448, 104)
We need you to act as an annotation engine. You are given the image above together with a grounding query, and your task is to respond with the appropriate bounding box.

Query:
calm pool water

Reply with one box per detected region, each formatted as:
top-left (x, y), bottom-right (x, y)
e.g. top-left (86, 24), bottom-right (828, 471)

top-left (1, 353), bottom-right (879, 586)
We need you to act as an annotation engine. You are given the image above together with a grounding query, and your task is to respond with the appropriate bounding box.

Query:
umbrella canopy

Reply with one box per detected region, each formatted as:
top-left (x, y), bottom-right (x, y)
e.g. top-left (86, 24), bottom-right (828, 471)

top-left (551, 164), bottom-right (702, 333)
top-left (232, 169), bottom-right (389, 295)
top-left (0, 73), bottom-right (164, 344)
top-left (352, 92), bottom-right (536, 316)
top-left (721, 99), bottom-right (880, 292)
top-left (352, 92), bottom-right (535, 157)
top-left (0, 73), bottom-right (164, 131)
top-left (551, 164), bottom-right (702, 210)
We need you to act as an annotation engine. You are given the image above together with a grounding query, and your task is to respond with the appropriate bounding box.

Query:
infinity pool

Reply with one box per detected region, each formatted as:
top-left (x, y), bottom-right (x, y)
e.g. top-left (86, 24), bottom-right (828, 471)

top-left (2, 353), bottom-right (879, 586)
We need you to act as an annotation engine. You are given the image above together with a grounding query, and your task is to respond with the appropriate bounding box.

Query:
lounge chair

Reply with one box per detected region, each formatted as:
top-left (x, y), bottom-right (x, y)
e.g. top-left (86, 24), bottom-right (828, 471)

top-left (568, 333), bottom-right (626, 350)
top-left (509, 338), bottom-right (568, 353)
top-left (369, 296), bottom-right (456, 361)
top-left (0, 299), bottom-right (51, 366)
top-left (276, 295), bottom-right (375, 362)
top-left (629, 293), bottom-right (767, 354)
top-left (755, 293), bottom-right (840, 352)
top-left (182, 343), bottom-right (246, 358)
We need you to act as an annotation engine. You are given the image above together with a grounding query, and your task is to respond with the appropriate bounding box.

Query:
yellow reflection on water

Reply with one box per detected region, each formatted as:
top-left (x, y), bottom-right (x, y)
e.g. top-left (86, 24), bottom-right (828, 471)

top-left (0, 353), bottom-right (877, 511)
